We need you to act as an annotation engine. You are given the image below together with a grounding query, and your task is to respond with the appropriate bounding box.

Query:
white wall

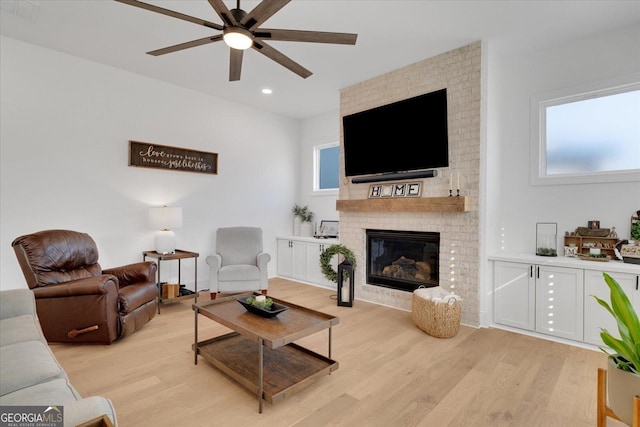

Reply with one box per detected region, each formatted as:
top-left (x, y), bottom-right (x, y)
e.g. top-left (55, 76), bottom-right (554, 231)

top-left (293, 109), bottom-right (341, 235)
top-left (3, 23), bottom-right (638, 298)
top-left (482, 24), bottom-right (640, 325)
top-left (0, 36), bottom-right (301, 290)
top-left (486, 24), bottom-right (640, 257)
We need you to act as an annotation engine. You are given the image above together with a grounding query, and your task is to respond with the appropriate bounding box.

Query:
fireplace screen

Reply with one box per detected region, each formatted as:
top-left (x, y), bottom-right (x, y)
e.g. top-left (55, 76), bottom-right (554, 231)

top-left (366, 229), bottom-right (440, 292)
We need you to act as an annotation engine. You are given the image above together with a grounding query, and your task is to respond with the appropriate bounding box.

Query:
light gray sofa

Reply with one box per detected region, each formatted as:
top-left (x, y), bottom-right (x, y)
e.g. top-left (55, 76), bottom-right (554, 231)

top-left (0, 289), bottom-right (117, 426)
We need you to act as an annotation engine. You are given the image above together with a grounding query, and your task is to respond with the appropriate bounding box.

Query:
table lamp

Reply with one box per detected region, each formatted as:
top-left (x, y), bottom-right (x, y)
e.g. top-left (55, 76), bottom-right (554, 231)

top-left (149, 206), bottom-right (182, 254)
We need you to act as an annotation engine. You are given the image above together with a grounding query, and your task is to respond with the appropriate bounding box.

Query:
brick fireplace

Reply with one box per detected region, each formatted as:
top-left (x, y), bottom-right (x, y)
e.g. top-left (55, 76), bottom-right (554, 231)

top-left (338, 42), bottom-right (482, 326)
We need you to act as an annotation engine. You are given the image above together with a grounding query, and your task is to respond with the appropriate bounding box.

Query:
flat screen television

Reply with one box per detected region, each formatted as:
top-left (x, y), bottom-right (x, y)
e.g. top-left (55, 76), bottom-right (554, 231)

top-left (342, 88), bottom-right (448, 177)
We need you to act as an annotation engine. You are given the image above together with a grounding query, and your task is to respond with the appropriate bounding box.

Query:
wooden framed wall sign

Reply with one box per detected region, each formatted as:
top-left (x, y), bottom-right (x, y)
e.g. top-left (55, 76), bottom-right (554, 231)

top-left (128, 141), bottom-right (218, 175)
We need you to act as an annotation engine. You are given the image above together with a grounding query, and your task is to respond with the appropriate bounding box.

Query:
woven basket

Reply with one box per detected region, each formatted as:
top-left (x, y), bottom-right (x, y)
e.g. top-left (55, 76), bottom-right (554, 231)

top-left (412, 291), bottom-right (461, 338)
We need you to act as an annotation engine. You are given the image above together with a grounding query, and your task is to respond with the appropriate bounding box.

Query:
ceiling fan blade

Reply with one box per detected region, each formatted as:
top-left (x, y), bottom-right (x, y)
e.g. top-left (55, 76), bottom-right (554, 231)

top-left (229, 49), bottom-right (243, 81)
top-left (207, 0), bottom-right (236, 25)
top-left (241, 0), bottom-right (291, 30)
top-left (147, 35), bottom-right (223, 56)
top-left (252, 40), bottom-right (312, 79)
top-left (114, 0), bottom-right (223, 30)
top-left (256, 29), bottom-right (358, 45)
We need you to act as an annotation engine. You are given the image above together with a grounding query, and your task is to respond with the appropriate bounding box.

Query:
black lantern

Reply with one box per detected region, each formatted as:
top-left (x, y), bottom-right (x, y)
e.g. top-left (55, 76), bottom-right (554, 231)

top-left (337, 259), bottom-right (354, 307)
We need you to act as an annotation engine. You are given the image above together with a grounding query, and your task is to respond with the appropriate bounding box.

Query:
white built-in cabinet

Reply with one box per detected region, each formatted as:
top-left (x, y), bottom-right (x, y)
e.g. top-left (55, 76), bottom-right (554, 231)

top-left (583, 270), bottom-right (640, 346)
top-left (277, 237), bottom-right (339, 288)
top-left (305, 241), bottom-right (334, 286)
top-left (277, 239), bottom-right (306, 280)
top-left (494, 261), bottom-right (583, 341)
top-left (492, 255), bottom-right (640, 347)
top-left (535, 265), bottom-right (584, 341)
top-left (493, 262), bottom-right (536, 331)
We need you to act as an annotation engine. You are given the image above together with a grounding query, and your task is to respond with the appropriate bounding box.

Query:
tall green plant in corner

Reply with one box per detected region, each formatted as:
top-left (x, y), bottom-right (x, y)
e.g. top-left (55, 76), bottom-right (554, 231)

top-left (592, 272), bottom-right (640, 374)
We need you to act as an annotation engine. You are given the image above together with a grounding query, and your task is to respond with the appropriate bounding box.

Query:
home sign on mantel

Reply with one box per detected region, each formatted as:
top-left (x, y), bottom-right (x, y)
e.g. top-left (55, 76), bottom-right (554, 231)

top-left (128, 140), bottom-right (218, 175)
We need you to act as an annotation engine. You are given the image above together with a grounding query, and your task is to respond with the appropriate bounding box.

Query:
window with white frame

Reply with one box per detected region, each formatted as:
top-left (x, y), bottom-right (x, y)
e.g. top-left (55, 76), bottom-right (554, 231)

top-left (530, 75), bottom-right (640, 185)
top-left (313, 142), bottom-right (339, 193)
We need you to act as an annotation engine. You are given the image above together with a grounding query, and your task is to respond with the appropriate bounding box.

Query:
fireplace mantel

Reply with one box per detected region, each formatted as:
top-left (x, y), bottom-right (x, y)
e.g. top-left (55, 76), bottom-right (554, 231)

top-left (336, 196), bottom-right (469, 213)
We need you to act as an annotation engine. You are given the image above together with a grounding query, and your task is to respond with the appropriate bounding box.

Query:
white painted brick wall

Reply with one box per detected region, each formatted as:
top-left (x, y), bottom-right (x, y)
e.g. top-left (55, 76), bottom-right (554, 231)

top-left (339, 42), bottom-right (482, 326)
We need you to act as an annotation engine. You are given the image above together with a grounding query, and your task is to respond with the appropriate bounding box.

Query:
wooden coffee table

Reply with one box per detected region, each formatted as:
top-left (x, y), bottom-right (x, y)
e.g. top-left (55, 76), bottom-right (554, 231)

top-left (192, 293), bottom-right (339, 413)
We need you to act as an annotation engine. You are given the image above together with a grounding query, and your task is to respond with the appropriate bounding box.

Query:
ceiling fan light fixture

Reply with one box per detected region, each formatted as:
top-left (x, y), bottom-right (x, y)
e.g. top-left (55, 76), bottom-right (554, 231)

top-left (223, 27), bottom-right (253, 50)
top-left (116, 0), bottom-right (357, 81)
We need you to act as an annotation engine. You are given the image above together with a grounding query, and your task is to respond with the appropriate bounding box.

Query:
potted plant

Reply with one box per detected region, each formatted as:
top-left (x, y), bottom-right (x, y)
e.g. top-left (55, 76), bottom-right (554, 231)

top-left (631, 219), bottom-right (640, 241)
top-left (592, 272), bottom-right (640, 425)
top-left (292, 204), bottom-right (315, 237)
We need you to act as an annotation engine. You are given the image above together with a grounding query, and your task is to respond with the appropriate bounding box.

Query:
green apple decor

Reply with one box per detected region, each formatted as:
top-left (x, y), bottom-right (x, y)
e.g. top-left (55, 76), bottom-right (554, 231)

top-left (592, 272), bottom-right (640, 425)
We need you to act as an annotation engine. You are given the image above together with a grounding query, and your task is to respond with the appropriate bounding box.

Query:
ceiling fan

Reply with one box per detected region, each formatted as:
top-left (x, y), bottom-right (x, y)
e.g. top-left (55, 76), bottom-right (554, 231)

top-left (114, 0), bottom-right (358, 81)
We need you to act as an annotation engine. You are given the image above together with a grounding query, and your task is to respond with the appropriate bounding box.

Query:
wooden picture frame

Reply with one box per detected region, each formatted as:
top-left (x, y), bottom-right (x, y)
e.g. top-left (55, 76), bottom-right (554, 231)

top-left (128, 140), bottom-right (217, 175)
top-left (318, 220), bottom-right (339, 238)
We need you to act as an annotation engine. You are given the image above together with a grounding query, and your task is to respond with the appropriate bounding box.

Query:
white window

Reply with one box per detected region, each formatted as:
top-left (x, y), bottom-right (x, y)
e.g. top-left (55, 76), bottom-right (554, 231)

top-left (530, 74), bottom-right (640, 185)
top-left (313, 142), bottom-right (339, 193)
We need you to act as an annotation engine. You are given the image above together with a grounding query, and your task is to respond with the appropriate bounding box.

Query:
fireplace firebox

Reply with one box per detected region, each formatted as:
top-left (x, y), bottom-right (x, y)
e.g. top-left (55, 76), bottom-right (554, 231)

top-left (366, 229), bottom-right (440, 292)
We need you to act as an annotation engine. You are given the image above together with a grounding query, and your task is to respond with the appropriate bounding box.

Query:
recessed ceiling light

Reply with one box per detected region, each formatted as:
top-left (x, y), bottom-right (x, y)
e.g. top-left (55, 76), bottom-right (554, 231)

top-left (261, 88), bottom-right (273, 95)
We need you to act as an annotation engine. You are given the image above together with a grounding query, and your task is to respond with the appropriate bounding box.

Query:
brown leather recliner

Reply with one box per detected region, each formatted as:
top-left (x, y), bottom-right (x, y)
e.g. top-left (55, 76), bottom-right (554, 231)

top-left (12, 229), bottom-right (158, 344)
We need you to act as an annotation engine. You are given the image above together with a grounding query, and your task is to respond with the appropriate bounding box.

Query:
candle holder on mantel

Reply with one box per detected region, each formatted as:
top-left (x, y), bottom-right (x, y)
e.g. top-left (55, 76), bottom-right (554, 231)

top-left (448, 172), bottom-right (462, 197)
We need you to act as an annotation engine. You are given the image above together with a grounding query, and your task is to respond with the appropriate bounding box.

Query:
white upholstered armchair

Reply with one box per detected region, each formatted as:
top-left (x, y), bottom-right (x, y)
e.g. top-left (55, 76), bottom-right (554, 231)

top-left (206, 227), bottom-right (271, 299)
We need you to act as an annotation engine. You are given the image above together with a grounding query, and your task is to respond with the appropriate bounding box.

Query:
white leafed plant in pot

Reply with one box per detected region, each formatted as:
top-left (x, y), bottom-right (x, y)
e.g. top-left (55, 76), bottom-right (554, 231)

top-left (593, 272), bottom-right (640, 425)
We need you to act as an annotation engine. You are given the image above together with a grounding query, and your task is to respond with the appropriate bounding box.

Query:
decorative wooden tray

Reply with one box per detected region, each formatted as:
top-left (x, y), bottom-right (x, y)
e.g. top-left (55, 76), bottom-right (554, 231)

top-left (575, 227), bottom-right (611, 237)
top-left (577, 254), bottom-right (611, 262)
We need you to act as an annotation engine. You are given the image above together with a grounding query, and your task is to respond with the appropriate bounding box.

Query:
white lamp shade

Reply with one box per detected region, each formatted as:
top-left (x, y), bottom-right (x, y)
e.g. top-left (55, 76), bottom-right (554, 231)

top-left (149, 206), bottom-right (183, 230)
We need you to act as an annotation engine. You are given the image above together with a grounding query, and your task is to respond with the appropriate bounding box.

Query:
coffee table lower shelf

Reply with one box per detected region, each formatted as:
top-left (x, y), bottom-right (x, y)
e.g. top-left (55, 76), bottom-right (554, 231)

top-left (194, 332), bottom-right (338, 406)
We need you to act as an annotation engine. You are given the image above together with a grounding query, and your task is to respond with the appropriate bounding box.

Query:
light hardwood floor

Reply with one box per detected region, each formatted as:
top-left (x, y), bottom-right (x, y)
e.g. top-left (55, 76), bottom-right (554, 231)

top-left (51, 278), bottom-right (622, 426)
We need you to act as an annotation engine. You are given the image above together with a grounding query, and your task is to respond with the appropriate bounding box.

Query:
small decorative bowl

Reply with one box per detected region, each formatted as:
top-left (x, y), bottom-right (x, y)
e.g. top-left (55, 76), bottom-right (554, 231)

top-left (237, 296), bottom-right (288, 318)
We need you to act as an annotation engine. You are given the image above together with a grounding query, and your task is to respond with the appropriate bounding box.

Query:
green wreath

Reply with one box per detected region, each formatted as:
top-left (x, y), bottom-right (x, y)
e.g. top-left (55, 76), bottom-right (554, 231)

top-left (320, 244), bottom-right (356, 283)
